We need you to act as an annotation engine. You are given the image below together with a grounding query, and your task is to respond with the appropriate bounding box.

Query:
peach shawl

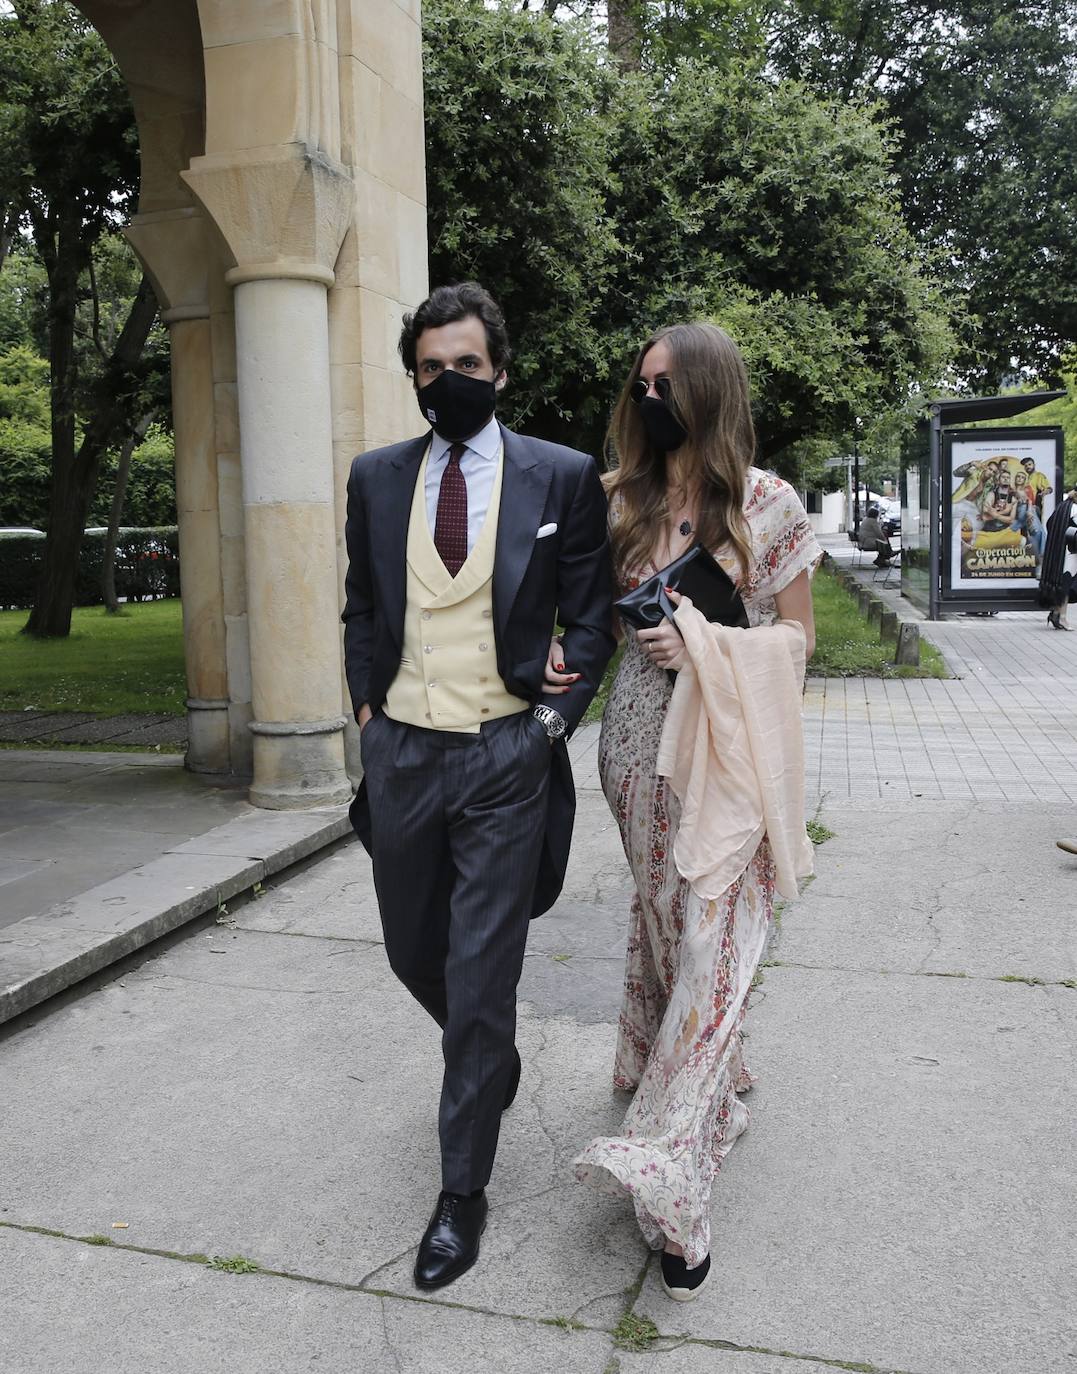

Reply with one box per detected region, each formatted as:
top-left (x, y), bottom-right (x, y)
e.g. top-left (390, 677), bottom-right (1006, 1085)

top-left (655, 599), bottom-right (813, 901)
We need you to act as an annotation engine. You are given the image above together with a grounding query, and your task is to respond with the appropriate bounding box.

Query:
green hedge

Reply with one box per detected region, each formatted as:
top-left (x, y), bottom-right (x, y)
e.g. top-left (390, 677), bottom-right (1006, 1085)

top-left (0, 526), bottom-right (180, 609)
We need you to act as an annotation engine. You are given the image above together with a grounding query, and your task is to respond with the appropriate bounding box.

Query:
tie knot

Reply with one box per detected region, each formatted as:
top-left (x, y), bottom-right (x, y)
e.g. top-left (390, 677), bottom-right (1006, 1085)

top-left (447, 442), bottom-right (466, 467)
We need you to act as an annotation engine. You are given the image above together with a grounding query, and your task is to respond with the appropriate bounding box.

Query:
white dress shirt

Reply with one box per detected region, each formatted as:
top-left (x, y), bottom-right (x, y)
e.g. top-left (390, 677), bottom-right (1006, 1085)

top-left (426, 414), bottom-right (502, 555)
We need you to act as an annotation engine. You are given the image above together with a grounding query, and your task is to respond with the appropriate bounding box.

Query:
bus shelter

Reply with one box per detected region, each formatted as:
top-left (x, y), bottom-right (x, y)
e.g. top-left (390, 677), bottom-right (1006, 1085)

top-left (901, 393), bottom-right (1065, 619)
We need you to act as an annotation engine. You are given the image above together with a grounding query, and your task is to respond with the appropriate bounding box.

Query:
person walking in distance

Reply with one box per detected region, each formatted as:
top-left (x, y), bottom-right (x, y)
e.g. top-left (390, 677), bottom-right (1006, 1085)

top-left (342, 282), bottom-right (615, 1291)
top-left (1040, 487), bottom-right (1077, 630)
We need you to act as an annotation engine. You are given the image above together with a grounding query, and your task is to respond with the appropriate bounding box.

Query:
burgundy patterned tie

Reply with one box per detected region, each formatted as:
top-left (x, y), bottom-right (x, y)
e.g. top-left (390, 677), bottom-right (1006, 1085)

top-left (433, 442), bottom-right (468, 576)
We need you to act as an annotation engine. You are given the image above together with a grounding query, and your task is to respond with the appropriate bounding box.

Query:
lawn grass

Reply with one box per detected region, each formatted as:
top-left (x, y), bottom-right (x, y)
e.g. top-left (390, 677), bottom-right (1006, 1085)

top-left (810, 562), bottom-right (948, 678)
top-left (0, 599), bottom-right (186, 715)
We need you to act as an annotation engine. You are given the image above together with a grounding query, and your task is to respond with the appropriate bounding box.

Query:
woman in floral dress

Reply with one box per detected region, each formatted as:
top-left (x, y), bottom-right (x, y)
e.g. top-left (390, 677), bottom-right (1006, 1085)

top-left (546, 323), bottom-right (821, 1300)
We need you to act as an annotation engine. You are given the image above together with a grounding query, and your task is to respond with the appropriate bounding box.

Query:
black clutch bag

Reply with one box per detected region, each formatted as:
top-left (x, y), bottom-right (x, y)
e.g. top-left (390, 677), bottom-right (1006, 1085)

top-left (615, 544), bottom-right (749, 633)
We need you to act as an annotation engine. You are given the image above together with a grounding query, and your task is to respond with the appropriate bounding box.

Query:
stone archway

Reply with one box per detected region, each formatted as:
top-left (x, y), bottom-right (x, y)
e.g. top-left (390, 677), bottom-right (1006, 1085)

top-left (68, 0), bottom-right (428, 808)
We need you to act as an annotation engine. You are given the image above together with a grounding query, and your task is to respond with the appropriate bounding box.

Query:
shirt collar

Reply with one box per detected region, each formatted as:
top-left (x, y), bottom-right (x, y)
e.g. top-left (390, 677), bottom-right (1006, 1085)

top-left (430, 413), bottom-right (501, 465)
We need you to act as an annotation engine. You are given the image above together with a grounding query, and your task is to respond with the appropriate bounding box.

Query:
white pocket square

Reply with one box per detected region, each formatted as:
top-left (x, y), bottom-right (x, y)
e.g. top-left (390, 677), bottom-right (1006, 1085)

top-left (536, 523), bottom-right (558, 539)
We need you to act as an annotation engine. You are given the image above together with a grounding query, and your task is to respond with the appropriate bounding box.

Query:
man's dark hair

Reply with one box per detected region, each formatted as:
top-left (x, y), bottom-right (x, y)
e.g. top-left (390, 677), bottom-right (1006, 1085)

top-left (398, 282), bottom-right (512, 377)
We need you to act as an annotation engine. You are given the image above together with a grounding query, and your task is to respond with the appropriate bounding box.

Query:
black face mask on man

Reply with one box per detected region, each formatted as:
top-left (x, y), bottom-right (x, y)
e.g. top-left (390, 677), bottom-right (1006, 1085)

top-left (416, 369), bottom-right (498, 443)
top-left (638, 396), bottom-right (687, 453)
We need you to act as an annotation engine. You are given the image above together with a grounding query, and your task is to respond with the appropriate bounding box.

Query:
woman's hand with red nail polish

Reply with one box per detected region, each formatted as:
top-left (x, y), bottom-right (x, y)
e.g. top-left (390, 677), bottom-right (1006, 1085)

top-left (543, 637), bottom-right (575, 694)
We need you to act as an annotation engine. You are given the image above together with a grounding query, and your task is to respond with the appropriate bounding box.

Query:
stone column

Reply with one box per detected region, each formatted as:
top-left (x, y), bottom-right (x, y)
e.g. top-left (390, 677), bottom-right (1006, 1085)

top-left (126, 207), bottom-right (231, 775)
top-left (183, 149), bottom-right (354, 808)
top-left (170, 311), bottom-right (231, 771)
top-left (232, 272), bottom-right (350, 807)
top-left (333, 0), bottom-right (429, 783)
top-left (208, 254), bottom-right (254, 778)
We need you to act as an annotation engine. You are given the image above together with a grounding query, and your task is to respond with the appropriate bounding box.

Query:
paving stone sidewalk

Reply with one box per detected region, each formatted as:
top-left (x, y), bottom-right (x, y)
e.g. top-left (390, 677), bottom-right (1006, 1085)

top-left (0, 750), bottom-right (246, 935)
top-left (0, 709), bottom-right (187, 748)
top-left (2, 572), bottom-right (1076, 1373)
top-left (801, 535), bottom-right (1077, 803)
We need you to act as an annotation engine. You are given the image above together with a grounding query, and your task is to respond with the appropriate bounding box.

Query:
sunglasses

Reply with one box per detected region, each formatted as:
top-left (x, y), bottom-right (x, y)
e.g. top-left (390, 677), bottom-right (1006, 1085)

top-left (630, 376), bottom-right (672, 405)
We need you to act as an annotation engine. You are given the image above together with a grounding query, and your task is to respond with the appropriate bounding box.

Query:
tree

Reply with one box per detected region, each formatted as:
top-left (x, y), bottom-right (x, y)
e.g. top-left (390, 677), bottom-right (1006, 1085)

top-left (422, 0), bottom-right (621, 442)
top-left (0, 341), bottom-right (51, 524)
top-left (545, 0), bottom-right (1077, 394)
top-left (766, 0), bottom-right (1077, 388)
top-left (540, 0), bottom-right (766, 73)
top-left (107, 426), bottom-right (176, 527)
top-left (0, 0), bottom-right (160, 636)
top-left (0, 235), bottom-right (173, 532)
top-left (592, 63), bottom-right (954, 466)
top-left (100, 410), bottom-right (151, 611)
top-left (0, 242), bottom-right (47, 351)
top-left (422, 4), bottom-right (953, 471)
top-left (968, 357), bottom-right (1077, 491)
top-left (608, 0), bottom-right (765, 73)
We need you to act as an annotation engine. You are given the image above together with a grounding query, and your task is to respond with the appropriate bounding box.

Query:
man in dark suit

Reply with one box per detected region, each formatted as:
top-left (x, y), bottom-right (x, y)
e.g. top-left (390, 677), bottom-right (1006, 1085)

top-left (342, 282), bottom-right (614, 1290)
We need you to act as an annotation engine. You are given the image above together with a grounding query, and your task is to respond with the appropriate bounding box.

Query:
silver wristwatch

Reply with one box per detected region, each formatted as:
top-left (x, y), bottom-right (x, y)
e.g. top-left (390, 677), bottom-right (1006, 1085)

top-left (532, 704), bottom-right (567, 739)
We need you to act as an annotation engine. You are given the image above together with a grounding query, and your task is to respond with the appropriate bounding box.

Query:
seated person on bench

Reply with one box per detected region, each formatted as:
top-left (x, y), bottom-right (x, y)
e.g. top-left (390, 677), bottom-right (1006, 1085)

top-left (858, 506), bottom-right (895, 567)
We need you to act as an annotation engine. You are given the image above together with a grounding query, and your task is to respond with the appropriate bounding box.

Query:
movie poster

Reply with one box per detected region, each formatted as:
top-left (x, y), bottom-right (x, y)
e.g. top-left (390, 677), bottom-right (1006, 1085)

top-left (948, 436), bottom-right (1058, 590)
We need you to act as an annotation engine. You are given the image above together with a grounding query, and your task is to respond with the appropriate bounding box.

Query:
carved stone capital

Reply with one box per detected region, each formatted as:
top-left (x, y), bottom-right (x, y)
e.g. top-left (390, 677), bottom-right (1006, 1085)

top-left (124, 207), bottom-right (211, 321)
top-left (181, 146), bottom-right (355, 288)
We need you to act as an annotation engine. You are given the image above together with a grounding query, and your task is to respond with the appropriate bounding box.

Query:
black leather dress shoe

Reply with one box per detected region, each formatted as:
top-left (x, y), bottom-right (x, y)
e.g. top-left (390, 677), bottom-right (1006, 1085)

top-left (502, 1047), bottom-right (522, 1111)
top-left (414, 1190), bottom-right (488, 1290)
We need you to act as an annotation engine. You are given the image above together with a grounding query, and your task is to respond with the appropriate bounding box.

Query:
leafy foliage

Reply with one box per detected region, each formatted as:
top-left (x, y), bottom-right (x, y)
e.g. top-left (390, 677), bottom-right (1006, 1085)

top-left (0, 338), bottom-right (174, 528)
top-left (551, 0), bottom-right (1077, 404)
top-left (765, 0), bottom-right (1077, 387)
top-left (0, 246), bottom-right (48, 351)
top-left (423, 3), bottom-right (953, 470)
top-left (423, 0), bottom-right (621, 437)
top-left (0, 0), bottom-right (167, 636)
top-left (967, 357), bottom-right (1077, 491)
top-left (0, 343), bottom-right (51, 524)
top-left (606, 61), bottom-right (954, 465)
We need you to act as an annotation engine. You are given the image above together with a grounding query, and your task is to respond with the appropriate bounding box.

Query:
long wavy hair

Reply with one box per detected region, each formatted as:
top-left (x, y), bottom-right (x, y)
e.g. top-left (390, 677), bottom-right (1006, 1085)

top-left (605, 323), bottom-right (756, 587)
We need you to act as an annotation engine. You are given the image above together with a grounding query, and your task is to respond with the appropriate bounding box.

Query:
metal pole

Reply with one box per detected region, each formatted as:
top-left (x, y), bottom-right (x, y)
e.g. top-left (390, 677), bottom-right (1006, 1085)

top-left (928, 409), bottom-right (941, 620)
top-left (852, 422), bottom-right (861, 538)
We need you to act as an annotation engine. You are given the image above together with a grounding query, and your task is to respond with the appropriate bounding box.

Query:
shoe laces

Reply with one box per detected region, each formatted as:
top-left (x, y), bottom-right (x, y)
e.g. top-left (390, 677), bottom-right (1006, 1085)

top-left (435, 1192), bottom-right (464, 1223)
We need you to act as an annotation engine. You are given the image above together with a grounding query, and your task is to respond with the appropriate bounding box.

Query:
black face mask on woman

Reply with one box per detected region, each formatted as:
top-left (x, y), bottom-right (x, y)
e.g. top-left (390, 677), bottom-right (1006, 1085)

top-left (416, 369), bottom-right (497, 443)
top-left (638, 396), bottom-right (687, 453)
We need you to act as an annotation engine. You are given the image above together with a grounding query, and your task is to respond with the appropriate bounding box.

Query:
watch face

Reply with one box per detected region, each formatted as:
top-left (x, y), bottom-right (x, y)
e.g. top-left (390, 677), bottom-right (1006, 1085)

top-left (534, 706), bottom-right (565, 738)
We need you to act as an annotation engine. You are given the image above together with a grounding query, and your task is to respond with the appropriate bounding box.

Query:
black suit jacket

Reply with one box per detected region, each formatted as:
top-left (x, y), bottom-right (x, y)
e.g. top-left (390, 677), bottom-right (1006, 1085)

top-left (342, 422), bottom-right (616, 916)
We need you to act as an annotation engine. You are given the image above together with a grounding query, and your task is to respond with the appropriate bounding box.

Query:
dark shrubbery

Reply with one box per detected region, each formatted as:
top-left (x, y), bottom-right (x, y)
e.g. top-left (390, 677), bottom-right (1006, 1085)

top-left (0, 527), bottom-right (179, 610)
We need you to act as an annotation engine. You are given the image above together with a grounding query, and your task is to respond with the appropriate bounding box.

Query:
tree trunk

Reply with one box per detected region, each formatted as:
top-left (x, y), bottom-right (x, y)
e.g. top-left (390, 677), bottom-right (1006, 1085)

top-left (757, 422), bottom-right (810, 464)
top-left (102, 411), bottom-right (152, 612)
top-left (24, 270), bottom-right (158, 637)
top-left (607, 0), bottom-right (641, 71)
top-left (23, 221), bottom-right (82, 638)
top-left (0, 206), bottom-right (18, 275)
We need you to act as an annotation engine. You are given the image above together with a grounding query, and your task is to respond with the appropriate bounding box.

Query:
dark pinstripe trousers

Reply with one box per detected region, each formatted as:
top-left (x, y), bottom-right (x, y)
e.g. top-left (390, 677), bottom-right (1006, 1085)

top-left (359, 708), bottom-right (552, 1194)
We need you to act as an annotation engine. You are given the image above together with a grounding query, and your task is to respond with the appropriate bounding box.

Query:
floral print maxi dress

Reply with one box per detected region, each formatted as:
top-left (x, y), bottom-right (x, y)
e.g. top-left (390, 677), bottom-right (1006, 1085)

top-left (574, 469), bottom-right (822, 1267)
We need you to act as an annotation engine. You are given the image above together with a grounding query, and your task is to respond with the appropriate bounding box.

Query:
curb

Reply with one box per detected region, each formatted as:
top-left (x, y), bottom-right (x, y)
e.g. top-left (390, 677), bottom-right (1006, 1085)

top-left (0, 804), bottom-right (353, 1026)
top-left (824, 552), bottom-right (921, 666)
